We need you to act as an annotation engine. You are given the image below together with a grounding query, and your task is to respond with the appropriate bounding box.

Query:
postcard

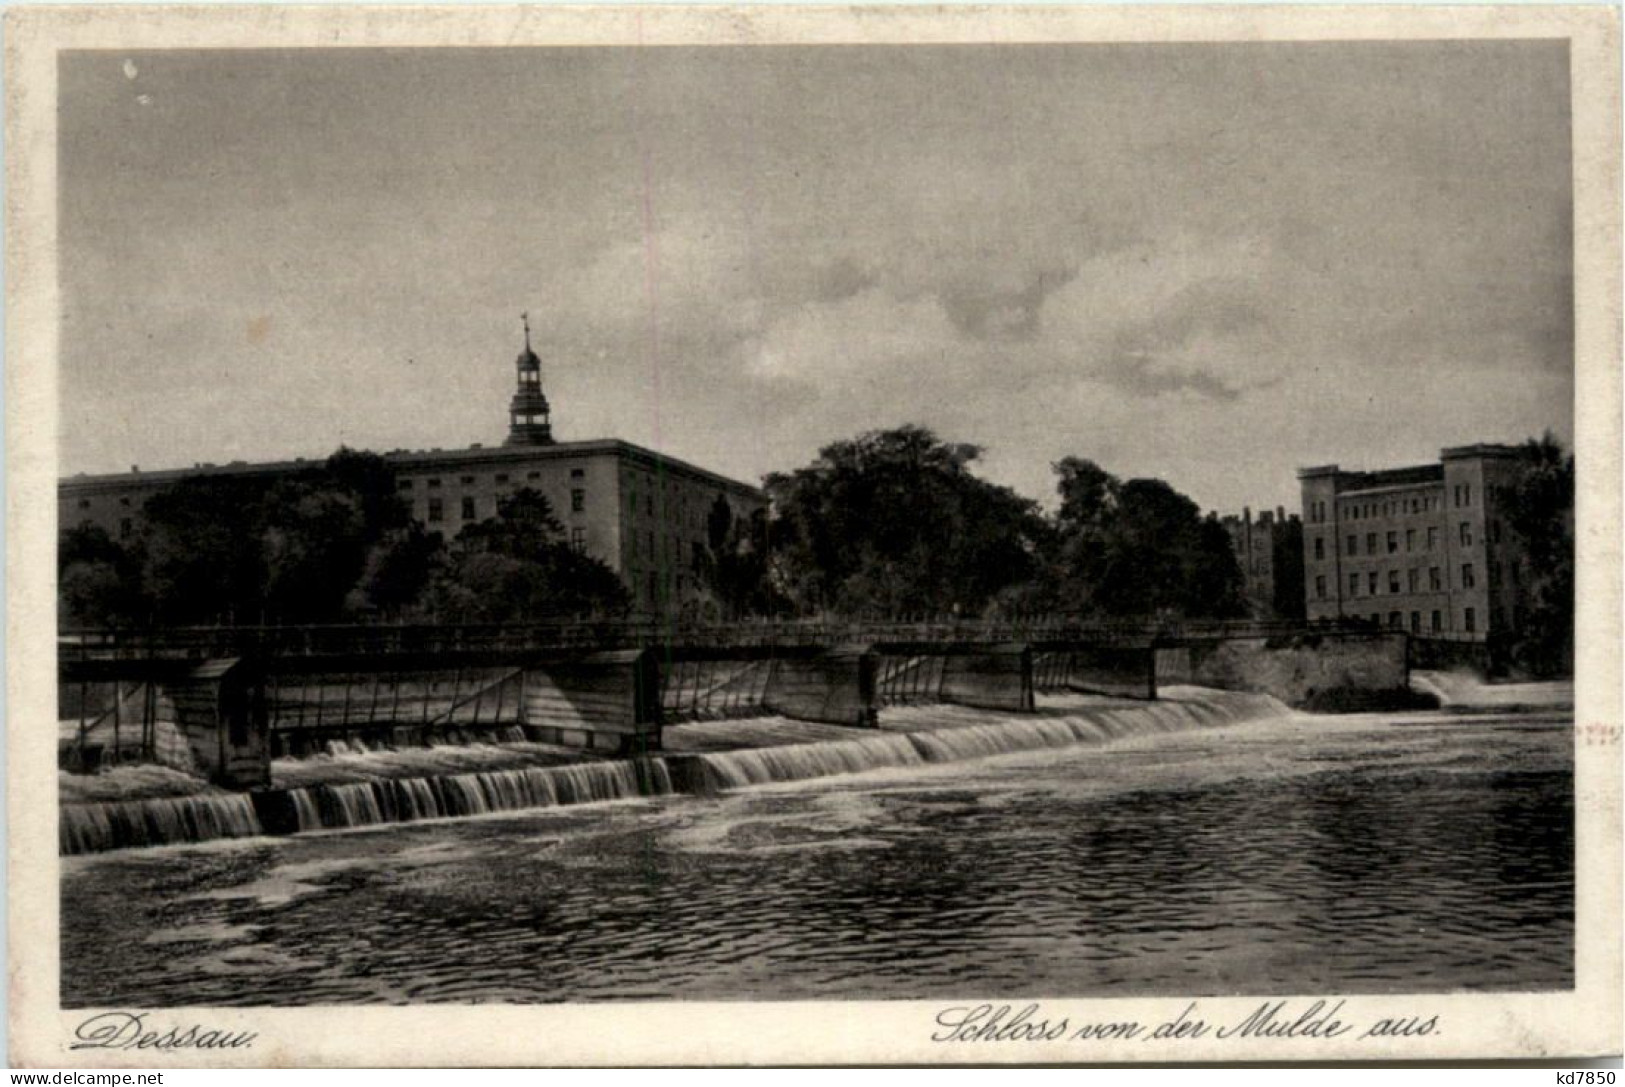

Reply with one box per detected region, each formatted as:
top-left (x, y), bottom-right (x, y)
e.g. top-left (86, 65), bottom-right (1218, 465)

top-left (6, 4), bottom-right (1620, 1066)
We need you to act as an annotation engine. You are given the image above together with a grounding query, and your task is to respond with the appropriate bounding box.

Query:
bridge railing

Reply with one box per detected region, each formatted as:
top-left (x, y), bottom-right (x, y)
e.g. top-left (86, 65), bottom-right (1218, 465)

top-left (59, 615), bottom-right (1378, 662)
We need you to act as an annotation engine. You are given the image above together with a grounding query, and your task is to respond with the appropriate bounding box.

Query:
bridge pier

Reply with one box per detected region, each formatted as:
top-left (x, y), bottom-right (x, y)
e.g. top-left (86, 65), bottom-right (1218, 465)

top-left (519, 648), bottom-right (662, 755)
top-left (761, 647), bottom-right (878, 728)
top-left (938, 643), bottom-right (1034, 713)
top-left (1035, 643), bottom-right (1157, 700)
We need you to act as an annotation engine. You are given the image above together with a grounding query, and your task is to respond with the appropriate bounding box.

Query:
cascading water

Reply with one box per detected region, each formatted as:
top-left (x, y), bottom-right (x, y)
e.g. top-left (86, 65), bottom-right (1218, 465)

top-left (285, 759), bottom-right (674, 832)
top-left (693, 690), bottom-right (1285, 792)
top-left (61, 793), bottom-right (263, 856)
top-left (62, 690), bottom-right (1284, 855)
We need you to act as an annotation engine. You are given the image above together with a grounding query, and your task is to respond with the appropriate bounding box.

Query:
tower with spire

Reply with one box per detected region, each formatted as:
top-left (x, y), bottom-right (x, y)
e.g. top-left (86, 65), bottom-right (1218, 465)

top-left (506, 312), bottom-right (554, 446)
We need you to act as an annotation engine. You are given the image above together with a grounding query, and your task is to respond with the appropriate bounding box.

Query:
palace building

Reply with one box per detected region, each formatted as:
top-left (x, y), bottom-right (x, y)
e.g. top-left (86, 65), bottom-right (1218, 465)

top-left (1298, 445), bottom-right (1531, 638)
top-left (59, 318), bottom-right (766, 616)
top-left (1220, 506), bottom-right (1305, 622)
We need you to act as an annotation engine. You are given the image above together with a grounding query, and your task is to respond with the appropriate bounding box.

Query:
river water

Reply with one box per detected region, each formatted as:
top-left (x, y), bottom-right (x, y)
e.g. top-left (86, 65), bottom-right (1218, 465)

top-left (60, 687), bottom-right (1572, 1005)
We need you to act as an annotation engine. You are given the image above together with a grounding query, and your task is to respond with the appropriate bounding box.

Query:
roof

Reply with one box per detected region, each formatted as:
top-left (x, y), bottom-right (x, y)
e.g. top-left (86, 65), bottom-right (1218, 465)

top-left (59, 438), bottom-right (764, 499)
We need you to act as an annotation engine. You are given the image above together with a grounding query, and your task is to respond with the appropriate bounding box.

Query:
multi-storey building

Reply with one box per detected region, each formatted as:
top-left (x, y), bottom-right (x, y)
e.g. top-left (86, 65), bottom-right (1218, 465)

top-left (1298, 445), bottom-right (1530, 638)
top-left (1221, 506), bottom-right (1305, 621)
top-left (59, 320), bottom-right (765, 616)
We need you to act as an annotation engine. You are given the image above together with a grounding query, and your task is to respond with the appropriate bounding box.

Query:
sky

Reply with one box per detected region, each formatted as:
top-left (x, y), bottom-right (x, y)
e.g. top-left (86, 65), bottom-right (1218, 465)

top-left (59, 42), bottom-right (1573, 515)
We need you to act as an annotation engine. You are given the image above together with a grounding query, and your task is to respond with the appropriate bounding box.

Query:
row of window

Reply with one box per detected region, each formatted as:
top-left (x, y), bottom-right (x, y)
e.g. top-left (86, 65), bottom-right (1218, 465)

top-left (1314, 563), bottom-right (1485, 600)
top-left (1344, 495), bottom-right (1441, 521)
top-left (1364, 609), bottom-right (1475, 634)
top-left (1314, 521), bottom-right (1501, 561)
top-left (1306, 484), bottom-right (1475, 526)
top-left (399, 467), bottom-right (587, 491)
top-left (422, 490), bottom-right (586, 523)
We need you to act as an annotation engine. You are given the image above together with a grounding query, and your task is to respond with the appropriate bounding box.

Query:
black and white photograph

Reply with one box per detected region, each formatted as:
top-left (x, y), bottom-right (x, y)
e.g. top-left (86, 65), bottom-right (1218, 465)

top-left (7, 4), bottom-right (1621, 1067)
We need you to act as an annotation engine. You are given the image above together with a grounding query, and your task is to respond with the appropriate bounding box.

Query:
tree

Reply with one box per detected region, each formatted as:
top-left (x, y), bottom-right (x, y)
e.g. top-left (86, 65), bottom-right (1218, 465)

top-left (1047, 460), bottom-right (1246, 620)
top-left (764, 425), bottom-right (1050, 616)
top-left (362, 522), bottom-right (446, 618)
top-left (1504, 432), bottom-right (1574, 676)
top-left (58, 524), bottom-right (148, 626)
top-left (705, 501), bottom-right (790, 618)
top-left (432, 488), bottom-right (630, 621)
top-left (129, 448), bottom-right (417, 626)
top-left (140, 475), bottom-right (272, 624)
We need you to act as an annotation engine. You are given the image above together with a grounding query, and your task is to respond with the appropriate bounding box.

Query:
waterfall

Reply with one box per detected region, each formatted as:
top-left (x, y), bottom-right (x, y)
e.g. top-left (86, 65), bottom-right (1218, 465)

top-left (61, 794), bottom-right (262, 856)
top-left (284, 758), bottom-right (673, 832)
top-left (697, 732), bottom-right (927, 789)
top-left (695, 691), bottom-right (1285, 792)
top-left (64, 691), bottom-right (1285, 855)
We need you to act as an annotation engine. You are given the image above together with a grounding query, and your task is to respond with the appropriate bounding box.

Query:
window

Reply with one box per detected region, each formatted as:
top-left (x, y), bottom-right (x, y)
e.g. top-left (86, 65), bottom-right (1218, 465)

top-left (1388, 570), bottom-right (1401, 593)
top-left (1368, 571), bottom-right (1379, 595)
top-left (1408, 568), bottom-right (1420, 593)
top-left (527, 471), bottom-right (540, 481)
top-left (570, 468), bottom-right (585, 479)
top-left (1406, 528), bottom-right (1416, 551)
top-left (571, 488), bottom-right (585, 513)
top-left (398, 479), bottom-right (413, 491)
top-left (1315, 575), bottom-right (1327, 599)
top-left (1460, 522), bottom-right (1472, 547)
top-left (461, 496), bottom-right (476, 521)
top-left (1427, 527), bottom-right (1438, 551)
top-left (77, 498), bottom-right (90, 509)
top-left (119, 497), bottom-right (131, 507)
top-left (1346, 535), bottom-right (1358, 556)
top-left (427, 478), bottom-right (442, 489)
top-left (461, 476), bottom-right (475, 485)
top-left (1366, 532), bottom-right (1377, 554)
top-left (1464, 607), bottom-right (1476, 633)
top-left (1491, 520), bottom-right (1502, 544)
top-left (1387, 531), bottom-right (1398, 554)
top-left (1463, 484), bottom-right (1471, 506)
top-left (1349, 573), bottom-right (1360, 596)
top-left (1431, 610), bottom-right (1443, 632)
top-left (1314, 537), bottom-right (1325, 561)
top-left (1410, 612), bottom-right (1421, 633)
top-left (1489, 561), bottom-right (1501, 588)
top-left (1370, 613), bottom-right (1380, 625)
top-left (428, 498), bottom-right (444, 522)
top-left (646, 494), bottom-right (653, 516)
top-left (647, 531), bottom-right (655, 556)
top-left (495, 474), bottom-right (509, 484)
top-left (571, 527), bottom-right (586, 551)
top-left (1388, 611), bottom-right (1402, 628)
top-left (1429, 567), bottom-right (1442, 591)
top-left (1461, 563), bottom-right (1475, 589)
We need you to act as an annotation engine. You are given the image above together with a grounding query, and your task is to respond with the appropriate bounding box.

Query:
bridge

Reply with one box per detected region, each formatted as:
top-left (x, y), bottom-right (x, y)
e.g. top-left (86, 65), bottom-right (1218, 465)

top-left (58, 618), bottom-right (1435, 788)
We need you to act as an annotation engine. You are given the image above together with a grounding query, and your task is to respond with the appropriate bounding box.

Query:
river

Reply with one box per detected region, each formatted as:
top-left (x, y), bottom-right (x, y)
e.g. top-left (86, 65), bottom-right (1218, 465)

top-left (60, 683), bottom-right (1572, 1005)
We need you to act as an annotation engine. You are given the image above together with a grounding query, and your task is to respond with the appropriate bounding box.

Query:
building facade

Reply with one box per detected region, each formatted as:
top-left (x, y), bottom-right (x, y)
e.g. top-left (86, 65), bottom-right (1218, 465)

top-left (59, 324), bottom-right (765, 617)
top-left (1221, 506), bottom-right (1305, 621)
top-left (1298, 445), bottom-right (1530, 638)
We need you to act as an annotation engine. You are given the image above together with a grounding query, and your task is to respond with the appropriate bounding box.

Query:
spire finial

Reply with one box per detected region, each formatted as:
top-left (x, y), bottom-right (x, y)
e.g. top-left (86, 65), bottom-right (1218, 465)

top-left (521, 311), bottom-right (531, 351)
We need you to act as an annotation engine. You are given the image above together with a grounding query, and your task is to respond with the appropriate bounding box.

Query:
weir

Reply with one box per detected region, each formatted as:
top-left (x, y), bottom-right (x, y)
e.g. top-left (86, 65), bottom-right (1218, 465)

top-left (60, 688), bottom-right (1287, 855)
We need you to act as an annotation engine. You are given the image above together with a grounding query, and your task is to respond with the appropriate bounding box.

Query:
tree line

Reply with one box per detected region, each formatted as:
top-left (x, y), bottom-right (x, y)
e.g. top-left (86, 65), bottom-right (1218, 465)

top-left (58, 427), bottom-right (1576, 676)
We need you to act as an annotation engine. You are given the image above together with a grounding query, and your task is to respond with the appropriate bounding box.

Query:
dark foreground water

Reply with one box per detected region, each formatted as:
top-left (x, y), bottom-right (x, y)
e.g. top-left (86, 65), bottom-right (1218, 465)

top-left (60, 696), bottom-right (1572, 1005)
